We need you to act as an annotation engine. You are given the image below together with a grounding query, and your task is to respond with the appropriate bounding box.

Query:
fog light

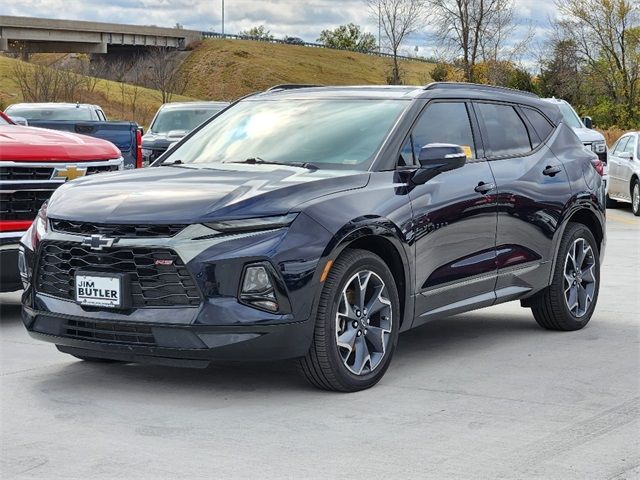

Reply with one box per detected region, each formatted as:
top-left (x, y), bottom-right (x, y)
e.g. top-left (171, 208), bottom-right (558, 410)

top-left (240, 265), bottom-right (279, 312)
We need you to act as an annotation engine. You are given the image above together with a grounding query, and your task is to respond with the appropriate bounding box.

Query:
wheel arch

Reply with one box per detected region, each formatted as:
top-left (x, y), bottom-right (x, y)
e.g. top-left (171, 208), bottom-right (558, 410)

top-left (630, 174), bottom-right (639, 197)
top-left (323, 223), bottom-right (413, 331)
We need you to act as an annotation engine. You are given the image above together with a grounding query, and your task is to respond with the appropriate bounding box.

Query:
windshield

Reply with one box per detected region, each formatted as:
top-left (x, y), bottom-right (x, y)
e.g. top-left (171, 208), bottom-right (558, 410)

top-left (556, 102), bottom-right (584, 129)
top-left (5, 105), bottom-right (96, 121)
top-left (165, 99), bottom-right (408, 169)
top-left (150, 107), bottom-right (226, 134)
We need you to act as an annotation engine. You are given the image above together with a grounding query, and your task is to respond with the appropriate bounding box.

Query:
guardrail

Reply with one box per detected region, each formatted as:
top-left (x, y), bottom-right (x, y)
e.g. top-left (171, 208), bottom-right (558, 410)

top-left (200, 31), bottom-right (433, 63)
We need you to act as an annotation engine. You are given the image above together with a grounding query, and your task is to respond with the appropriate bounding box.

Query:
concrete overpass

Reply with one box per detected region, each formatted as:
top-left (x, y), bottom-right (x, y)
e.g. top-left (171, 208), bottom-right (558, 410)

top-left (0, 16), bottom-right (202, 54)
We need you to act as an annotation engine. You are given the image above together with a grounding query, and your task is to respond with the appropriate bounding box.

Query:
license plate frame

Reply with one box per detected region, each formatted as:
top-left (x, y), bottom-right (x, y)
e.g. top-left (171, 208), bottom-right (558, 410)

top-left (75, 272), bottom-right (130, 309)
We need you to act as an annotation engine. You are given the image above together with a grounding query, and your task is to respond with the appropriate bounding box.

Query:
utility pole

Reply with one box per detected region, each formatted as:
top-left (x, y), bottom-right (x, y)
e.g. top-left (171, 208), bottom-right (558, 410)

top-left (222, 0), bottom-right (225, 35)
top-left (378, 2), bottom-right (381, 53)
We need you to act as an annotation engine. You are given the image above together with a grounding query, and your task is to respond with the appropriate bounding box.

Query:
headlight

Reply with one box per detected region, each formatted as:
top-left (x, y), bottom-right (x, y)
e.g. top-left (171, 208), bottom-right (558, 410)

top-left (204, 213), bottom-right (298, 233)
top-left (591, 141), bottom-right (606, 154)
top-left (240, 264), bottom-right (278, 312)
top-left (21, 202), bottom-right (48, 251)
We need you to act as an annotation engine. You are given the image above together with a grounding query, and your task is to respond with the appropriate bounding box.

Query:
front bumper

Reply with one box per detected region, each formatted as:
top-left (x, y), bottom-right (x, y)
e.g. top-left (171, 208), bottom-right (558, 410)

top-left (21, 214), bottom-right (332, 364)
top-left (22, 307), bottom-right (312, 365)
top-left (0, 232), bottom-right (24, 292)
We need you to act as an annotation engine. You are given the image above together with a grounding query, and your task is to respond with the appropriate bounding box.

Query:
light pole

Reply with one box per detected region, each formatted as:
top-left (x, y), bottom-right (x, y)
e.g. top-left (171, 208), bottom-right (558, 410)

top-left (221, 0), bottom-right (225, 35)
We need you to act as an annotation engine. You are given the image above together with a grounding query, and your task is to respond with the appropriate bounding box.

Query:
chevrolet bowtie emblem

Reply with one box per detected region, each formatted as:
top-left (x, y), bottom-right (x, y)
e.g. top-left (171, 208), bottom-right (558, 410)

top-left (81, 234), bottom-right (115, 251)
top-left (53, 165), bottom-right (87, 181)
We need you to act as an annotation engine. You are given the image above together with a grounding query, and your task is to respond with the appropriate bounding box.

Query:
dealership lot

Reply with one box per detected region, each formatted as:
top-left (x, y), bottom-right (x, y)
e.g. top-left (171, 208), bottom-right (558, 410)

top-left (1, 209), bottom-right (638, 479)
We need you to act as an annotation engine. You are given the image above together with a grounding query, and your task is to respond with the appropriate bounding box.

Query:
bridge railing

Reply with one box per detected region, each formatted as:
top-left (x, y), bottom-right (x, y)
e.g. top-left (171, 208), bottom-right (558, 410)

top-left (200, 31), bottom-right (432, 63)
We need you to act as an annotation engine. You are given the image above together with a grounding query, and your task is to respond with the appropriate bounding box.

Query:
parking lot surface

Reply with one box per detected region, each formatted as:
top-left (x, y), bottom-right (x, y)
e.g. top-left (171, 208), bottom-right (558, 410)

top-left (1, 209), bottom-right (638, 480)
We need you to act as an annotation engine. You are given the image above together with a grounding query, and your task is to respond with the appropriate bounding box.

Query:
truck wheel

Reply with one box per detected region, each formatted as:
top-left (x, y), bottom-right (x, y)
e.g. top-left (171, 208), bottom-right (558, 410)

top-left (299, 249), bottom-right (400, 392)
top-left (632, 180), bottom-right (640, 216)
top-left (530, 223), bottom-right (600, 331)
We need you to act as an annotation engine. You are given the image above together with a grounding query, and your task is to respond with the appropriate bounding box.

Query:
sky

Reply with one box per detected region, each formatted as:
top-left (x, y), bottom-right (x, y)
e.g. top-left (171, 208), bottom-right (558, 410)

top-left (0, 0), bottom-right (558, 64)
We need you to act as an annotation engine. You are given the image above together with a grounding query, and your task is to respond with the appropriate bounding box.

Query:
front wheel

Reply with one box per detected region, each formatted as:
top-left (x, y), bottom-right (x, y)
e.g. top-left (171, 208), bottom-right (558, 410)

top-left (632, 180), bottom-right (640, 216)
top-left (299, 249), bottom-right (400, 392)
top-left (530, 223), bottom-right (600, 331)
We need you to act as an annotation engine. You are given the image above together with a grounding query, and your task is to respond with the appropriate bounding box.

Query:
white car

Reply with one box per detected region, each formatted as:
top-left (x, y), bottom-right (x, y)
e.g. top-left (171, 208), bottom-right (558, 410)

top-left (607, 131), bottom-right (640, 216)
top-left (542, 98), bottom-right (609, 192)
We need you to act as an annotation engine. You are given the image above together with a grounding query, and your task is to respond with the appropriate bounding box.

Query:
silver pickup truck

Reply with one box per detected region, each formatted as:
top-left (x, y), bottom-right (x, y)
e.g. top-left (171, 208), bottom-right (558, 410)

top-left (607, 131), bottom-right (640, 216)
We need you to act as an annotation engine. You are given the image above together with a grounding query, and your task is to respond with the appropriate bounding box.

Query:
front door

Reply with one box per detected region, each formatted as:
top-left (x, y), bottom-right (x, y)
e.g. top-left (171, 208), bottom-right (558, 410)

top-left (407, 101), bottom-right (498, 326)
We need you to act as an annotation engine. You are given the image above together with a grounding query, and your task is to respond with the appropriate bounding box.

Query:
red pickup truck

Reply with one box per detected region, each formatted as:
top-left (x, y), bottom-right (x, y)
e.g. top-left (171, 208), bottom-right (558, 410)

top-left (0, 112), bottom-right (123, 292)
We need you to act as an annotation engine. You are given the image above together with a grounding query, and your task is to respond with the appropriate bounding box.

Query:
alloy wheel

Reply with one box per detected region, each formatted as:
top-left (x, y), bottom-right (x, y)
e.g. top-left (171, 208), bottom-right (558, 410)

top-left (633, 183), bottom-right (639, 214)
top-left (335, 270), bottom-right (392, 375)
top-left (563, 238), bottom-right (597, 318)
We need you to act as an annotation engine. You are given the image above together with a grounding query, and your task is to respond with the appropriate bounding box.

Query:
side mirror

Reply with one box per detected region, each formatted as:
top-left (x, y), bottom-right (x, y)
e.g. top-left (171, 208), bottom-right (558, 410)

top-left (10, 116), bottom-right (28, 126)
top-left (582, 116), bottom-right (593, 129)
top-left (412, 143), bottom-right (467, 185)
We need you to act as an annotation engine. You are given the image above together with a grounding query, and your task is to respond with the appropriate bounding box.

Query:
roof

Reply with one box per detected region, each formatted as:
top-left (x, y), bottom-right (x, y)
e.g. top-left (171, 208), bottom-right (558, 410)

top-left (253, 85), bottom-right (424, 100)
top-left (160, 101), bottom-right (230, 110)
top-left (6, 102), bottom-right (99, 110)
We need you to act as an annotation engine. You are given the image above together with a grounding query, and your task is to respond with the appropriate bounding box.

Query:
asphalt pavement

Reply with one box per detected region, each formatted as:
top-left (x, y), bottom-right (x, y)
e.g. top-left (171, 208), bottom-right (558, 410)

top-left (1, 208), bottom-right (638, 479)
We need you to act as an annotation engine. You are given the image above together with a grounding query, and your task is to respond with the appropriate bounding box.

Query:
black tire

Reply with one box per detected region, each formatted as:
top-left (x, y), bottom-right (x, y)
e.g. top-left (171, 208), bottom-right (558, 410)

top-left (605, 194), bottom-right (618, 209)
top-left (299, 249), bottom-right (400, 392)
top-left (530, 223), bottom-right (600, 331)
top-left (631, 179), bottom-right (640, 216)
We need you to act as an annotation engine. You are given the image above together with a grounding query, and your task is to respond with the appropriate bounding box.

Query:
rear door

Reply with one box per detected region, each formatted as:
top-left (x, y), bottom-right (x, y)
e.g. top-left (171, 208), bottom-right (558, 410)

top-left (473, 101), bottom-right (572, 301)
top-left (406, 100), bottom-right (498, 325)
top-left (608, 135), bottom-right (630, 197)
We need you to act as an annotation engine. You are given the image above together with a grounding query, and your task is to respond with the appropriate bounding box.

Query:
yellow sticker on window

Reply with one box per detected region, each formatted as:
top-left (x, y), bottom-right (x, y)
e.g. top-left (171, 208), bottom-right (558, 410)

top-left (461, 146), bottom-right (473, 158)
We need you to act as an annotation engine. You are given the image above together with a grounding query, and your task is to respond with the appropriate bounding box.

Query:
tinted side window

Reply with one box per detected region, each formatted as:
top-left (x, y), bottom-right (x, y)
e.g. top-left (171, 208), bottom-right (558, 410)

top-left (477, 103), bottom-right (531, 157)
top-left (411, 102), bottom-right (476, 160)
top-left (522, 107), bottom-right (554, 147)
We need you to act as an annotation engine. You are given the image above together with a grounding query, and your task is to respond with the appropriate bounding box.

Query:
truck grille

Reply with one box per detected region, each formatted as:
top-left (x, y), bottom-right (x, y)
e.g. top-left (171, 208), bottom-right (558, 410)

top-left (0, 166), bottom-right (53, 181)
top-left (64, 318), bottom-right (156, 346)
top-left (36, 242), bottom-right (201, 308)
top-left (50, 219), bottom-right (187, 238)
top-left (0, 190), bottom-right (53, 220)
top-left (0, 163), bottom-right (119, 181)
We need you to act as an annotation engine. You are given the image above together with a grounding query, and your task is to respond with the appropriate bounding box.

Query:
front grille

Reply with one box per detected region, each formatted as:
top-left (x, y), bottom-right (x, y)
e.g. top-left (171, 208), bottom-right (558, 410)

top-left (0, 190), bottom-right (53, 220)
top-left (0, 166), bottom-right (53, 181)
top-left (50, 219), bottom-right (187, 238)
top-left (0, 163), bottom-right (118, 181)
top-left (36, 242), bottom-right (201, 308)
top-left (64, 318), bottom-right (156, 345)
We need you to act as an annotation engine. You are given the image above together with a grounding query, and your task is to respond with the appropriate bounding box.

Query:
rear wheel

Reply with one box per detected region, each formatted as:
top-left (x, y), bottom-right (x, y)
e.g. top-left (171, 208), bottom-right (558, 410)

top-left (530, 223), bottom-right (600, 331)
top-left (299, 249), bottom-right (400, 392)
top-left (632, 180), bottom-right (640, 216)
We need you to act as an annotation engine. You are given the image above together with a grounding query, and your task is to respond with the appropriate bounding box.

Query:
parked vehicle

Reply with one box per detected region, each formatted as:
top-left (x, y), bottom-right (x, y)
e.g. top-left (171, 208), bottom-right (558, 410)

top-left (142, 101), bottom-right (229, 165)
top-left (20, 84), bottom-right (606, 391)
top-left (607, 131), bottom-right (640, 215)
top-left (5, 103), bottom-right (142, 169)
top-left (0, 111), bottom-right (123, 292)
top-left (542, 98), bottom-right (609, 191)
top-left (284, 36), bottom-right (305, 45)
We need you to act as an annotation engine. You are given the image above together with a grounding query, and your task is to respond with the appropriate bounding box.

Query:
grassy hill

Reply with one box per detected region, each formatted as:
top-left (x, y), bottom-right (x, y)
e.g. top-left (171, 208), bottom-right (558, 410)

top-left (180, 39), bottom-right (435, 101)
top-left (0, 55), bottom-right (193, 126)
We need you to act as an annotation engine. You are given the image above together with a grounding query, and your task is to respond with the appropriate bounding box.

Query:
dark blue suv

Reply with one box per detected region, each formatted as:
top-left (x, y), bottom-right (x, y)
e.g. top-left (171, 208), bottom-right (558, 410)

top-left (19, 83), bottom-right (606, 391)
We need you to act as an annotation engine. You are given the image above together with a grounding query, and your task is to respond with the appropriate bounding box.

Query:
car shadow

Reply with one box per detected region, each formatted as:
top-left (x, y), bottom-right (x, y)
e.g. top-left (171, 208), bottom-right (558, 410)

top-left (30, 308), bottom-right (545, 396)
top-left (0, 292), bottom-right (22, 322)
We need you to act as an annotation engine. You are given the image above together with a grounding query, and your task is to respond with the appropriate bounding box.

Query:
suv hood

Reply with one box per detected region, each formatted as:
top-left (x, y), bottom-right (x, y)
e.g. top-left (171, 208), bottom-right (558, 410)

top-left (47, 164), bottom-right (370, 224)
top-left (571, 127), bottom-right (605, 144)
top-left (0, 125), bottom-right (121, 161)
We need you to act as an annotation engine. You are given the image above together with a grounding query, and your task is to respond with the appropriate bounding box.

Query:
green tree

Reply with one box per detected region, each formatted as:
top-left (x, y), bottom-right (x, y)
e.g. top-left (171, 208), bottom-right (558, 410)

top-left (239, 25), bottom-right (274, 40)
top-left (317, 23), bottom-right (377, 52)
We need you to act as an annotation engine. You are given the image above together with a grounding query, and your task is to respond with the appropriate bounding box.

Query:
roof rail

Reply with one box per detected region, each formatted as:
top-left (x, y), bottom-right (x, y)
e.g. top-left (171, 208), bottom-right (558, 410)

top-left (424, 82), bottom-right (539, 98)
top-left (266, 84), bottom-right (324, 92)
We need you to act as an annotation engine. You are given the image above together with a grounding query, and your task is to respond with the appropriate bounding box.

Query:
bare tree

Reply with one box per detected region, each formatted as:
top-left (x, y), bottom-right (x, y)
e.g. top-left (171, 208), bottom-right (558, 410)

top-left (555, 0), bottom-right (639, 120)
top-left (139, 48), bottom-right (189, 103)
top-left (429, 0), bottom-right (515, 82)
top-left (367, 0), bottom-right (429, 84)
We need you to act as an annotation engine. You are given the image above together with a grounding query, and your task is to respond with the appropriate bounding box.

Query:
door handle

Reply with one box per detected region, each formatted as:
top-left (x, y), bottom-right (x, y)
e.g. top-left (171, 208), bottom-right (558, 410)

top-left (543, 165), bottom-right (562, 176)
top-left (474, 182), bottom-right (496, 194)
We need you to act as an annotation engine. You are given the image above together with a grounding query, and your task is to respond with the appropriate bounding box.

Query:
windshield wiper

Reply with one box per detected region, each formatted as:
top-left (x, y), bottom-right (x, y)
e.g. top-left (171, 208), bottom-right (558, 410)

top-left (161, 159), bottom-right (184, 166)
top-left (225, 157), bottom-right (319, 170)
